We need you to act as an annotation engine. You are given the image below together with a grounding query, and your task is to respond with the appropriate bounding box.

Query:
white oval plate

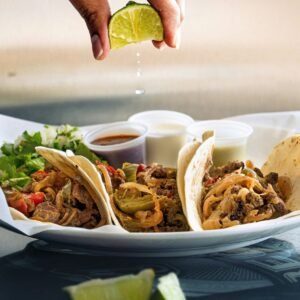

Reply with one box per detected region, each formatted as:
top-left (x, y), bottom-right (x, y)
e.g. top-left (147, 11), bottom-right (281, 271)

top-left (1, 112), bottom-right (300, 256)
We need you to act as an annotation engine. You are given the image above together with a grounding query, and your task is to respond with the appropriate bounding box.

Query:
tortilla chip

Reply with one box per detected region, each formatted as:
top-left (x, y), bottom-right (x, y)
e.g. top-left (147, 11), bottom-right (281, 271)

top-left (262, 135), bottom-right (300, 211)
top-left (184, 136), bottom-right (215, 231)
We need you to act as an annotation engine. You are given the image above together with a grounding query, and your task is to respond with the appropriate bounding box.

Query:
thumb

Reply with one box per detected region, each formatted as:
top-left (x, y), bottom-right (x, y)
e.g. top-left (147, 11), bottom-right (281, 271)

top-left (148, 0), bottom-right (181, 48)
top-left (70, 0), bottom-right (111, 60)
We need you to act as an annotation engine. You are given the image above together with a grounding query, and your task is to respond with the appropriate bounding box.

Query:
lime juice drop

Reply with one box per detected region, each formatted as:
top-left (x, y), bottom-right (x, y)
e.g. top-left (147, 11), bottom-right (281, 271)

top-left (135, 50), bottom-right (145, 95)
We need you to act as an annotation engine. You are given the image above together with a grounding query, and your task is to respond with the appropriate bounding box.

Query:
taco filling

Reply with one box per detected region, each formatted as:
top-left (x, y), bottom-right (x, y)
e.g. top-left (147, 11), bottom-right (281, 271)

top-left (98, 162), bottom-right (190, 232)
top-left (201, 161), bottom-right (290, 229)
top-left (3, 167), bottom-right (105, 228)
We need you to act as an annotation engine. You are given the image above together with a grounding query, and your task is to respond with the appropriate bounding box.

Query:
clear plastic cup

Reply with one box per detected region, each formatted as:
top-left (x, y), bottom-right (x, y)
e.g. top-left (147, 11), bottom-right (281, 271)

top-left (84, 122), bottom-right (148, 168)
top-left (187, 120), bottom-right (253, 166)
top-left (128, 110), bottom-right (194, 167)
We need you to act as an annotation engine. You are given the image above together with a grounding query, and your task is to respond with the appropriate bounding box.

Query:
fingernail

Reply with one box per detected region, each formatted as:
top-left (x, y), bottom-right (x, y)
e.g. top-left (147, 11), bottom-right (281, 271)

top-left (159, 44), bottom-right (166, 51)
top-left (159, 46), bottom-right (165, 51)
top-left (91, 34), bottom-right (103, 60)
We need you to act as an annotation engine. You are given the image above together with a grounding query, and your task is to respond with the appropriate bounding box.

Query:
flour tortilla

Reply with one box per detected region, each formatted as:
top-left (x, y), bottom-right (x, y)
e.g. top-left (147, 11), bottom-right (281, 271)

top-left (261, 135), bottom-right (300, 211)
top-left (184, 136), bottom-right (215, 231)
top-left (35, 147), bottom-right (112, 226)
top-left (66, 154), bottom-right (121, 227)
top-left (177, 140), bottom-right (201, 216)
top-left (9, 207), bottom-right (29, 220)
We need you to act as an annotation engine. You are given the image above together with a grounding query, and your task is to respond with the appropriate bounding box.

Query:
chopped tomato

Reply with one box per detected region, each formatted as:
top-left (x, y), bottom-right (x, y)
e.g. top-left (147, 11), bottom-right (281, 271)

top-left (96, 161), bottom-right (116, 175)
top-left (107, 165), bottom-right (116, 175)
top-left (32, 170), bottom-right (48, 180)
top-left (29, 192), bottom-right (45, 205)
top-left (204, 176), bottom-right (218, 188)
top-left (137, 164), bottom-right (146, 173)
top-left (33, 170), bottom-right (48, 176)
top-left (9, 198), bottom-right (28, 215)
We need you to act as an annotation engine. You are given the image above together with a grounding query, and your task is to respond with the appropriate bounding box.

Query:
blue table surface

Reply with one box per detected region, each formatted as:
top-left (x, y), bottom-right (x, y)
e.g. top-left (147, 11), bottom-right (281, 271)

top-left (1, 226), bottom-right (300, 300)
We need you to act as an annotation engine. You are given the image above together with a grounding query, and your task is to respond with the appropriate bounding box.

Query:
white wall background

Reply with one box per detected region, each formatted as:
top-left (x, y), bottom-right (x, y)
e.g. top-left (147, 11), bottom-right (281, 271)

top-left (2, 0), bottom-right (300, 50)
top-left (0, 0), bottom-right (300, 114)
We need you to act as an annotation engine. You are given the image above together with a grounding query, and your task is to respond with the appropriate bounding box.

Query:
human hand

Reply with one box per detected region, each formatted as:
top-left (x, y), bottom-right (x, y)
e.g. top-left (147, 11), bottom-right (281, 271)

top-left (148, 0), bottom-right (185, 49)
top-left (69, 0), bottom-right (111, 60)
top-left (69, 0), bottom-right (185, 60)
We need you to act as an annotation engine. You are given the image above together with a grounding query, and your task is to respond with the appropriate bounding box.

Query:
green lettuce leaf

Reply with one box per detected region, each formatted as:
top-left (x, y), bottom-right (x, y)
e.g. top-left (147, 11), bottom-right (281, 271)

top-left (1, 143), bottom-right (15, 156)
top-left (16, 131), bottom-right (42, 154)
top-left (0, 156), bottom-right (16, 180)
top-left (24, 156), bottom-right (46, 173)
top-left (0, 124), bottom-right (106, 189)
top-left (75, 143), bottom-right (105, 164)
top-left (0, 156), bottom-right (31, 189)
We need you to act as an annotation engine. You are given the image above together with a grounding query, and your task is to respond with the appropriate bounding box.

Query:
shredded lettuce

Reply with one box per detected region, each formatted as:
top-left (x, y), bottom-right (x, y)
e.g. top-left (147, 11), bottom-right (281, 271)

top-left (0, 124), bottom-right (105, 189)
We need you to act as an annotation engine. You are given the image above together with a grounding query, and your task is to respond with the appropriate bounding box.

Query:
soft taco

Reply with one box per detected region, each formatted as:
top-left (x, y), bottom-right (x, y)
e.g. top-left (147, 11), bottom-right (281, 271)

top-left (262, 135), bottom-right (300, 211)
top-left (183, 136), bottom-right (290, 230)
top-left (177, 139), bottom-right (201, 217)
top-left (92, 161), bottom-right (190, 232)
top-left (4, 147), bottom-right (111, 228)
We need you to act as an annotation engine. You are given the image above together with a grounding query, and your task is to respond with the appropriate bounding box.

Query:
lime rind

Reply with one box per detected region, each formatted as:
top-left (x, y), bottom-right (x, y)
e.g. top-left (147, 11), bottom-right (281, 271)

top-left (109, 3), bottom-right (163, 49)
top-left (64, 269), bottom-right (155, 300)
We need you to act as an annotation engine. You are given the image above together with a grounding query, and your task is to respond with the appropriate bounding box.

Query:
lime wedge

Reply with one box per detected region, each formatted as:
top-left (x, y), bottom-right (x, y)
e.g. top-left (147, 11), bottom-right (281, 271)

top-left (151, 273), bottom-right (186, 300)
top-left (64, 269), bottom-right (155, 300)
top-left (109, 1), bottom-right (163, 49)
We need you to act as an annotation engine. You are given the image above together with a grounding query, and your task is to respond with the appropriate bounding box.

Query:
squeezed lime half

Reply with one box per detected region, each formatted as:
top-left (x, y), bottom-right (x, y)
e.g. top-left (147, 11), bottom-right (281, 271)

top-left (151, 273), bottom-right (186, 300)
top-left (64, 269), bottom-right (155, 300)
top-left (109, 1), bottom-right (163, 49)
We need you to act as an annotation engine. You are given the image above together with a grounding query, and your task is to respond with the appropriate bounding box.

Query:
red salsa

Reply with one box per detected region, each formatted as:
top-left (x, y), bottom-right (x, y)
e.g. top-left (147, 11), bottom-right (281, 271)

top-left (92, 134), bottom-right (139, 146)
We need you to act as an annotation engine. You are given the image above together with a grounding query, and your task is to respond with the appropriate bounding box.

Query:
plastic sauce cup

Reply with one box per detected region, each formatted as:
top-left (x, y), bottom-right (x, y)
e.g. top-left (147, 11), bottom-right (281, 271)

top-left (84, 122), bottom-right (148, 168)
top-left (187, 120), bottom-right (253, 166)
top-left (129, 110), bottom-right (194, 167)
